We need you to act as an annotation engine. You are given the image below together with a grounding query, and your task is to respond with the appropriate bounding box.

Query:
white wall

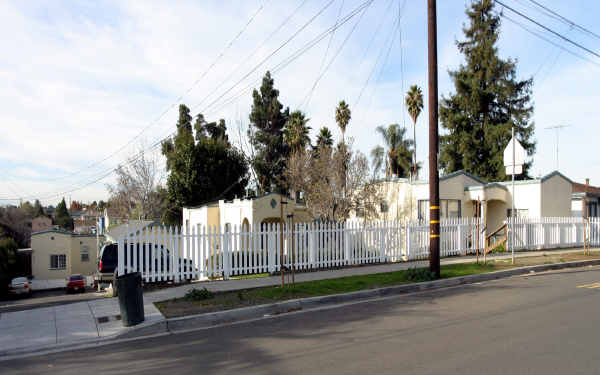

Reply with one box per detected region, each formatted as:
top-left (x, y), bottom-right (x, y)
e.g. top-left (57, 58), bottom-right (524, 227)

top-left (507, 182), bottom-right (542, 218)
top-left (183, 206), bottom-right (208, 231)
top-left (219, 199), bottom-right (254, 229)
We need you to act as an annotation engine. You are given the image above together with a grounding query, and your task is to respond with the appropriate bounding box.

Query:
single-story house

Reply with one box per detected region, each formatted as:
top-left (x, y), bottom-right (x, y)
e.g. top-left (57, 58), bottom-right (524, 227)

top-left (182, 193), bottom-right (312, 232)
top-left (104, 220), bottom-right (154, 243)
top-left (30, 230), bottom-right (104, 281)
top-left (358, 170), bottom-right (573, 233)
top-left (572, 179), bottom-right (600, 217)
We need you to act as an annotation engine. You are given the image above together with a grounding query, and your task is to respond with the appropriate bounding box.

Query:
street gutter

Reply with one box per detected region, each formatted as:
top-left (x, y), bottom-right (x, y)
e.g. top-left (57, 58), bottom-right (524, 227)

top-left (2, 258), bottom-right (600, 361)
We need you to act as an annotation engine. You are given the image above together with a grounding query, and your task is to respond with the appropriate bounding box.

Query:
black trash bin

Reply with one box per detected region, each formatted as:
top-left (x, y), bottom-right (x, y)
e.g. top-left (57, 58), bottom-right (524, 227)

top-left (116, 272), bottom-right (144, 326)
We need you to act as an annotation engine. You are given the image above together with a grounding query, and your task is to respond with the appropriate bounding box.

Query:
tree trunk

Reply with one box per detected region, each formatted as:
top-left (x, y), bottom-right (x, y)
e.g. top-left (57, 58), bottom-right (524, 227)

top-left (413, 121), bottom-right (417, 179)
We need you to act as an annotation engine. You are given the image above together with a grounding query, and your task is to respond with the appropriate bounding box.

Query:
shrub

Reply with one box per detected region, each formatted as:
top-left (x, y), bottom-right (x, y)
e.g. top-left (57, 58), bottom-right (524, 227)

top-left (184, 287), bottom-right (214, 301)
top-left (405, 267), bottom-right (437, 282)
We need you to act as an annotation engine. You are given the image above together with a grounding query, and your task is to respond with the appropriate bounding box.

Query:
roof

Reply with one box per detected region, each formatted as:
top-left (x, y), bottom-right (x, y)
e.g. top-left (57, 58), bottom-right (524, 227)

top-left (573, 181), bottom-right (600, 195)
top-left (495, 170), bottom-right (573, 187)
top-left (184, 192), bottom-right (299, 210)
top-left (439, 170), bottom-right (487, 184)
top-left (31, 229), bottom-right (99, 238)
top-left (106, 220), bottom-right (154, 239)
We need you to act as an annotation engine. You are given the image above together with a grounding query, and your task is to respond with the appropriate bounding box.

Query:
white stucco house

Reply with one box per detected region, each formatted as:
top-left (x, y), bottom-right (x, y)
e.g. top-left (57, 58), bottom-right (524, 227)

top-left (357, 170), bottom-right (573, 233)
top-left (182, 193), bottom-right (312, 232)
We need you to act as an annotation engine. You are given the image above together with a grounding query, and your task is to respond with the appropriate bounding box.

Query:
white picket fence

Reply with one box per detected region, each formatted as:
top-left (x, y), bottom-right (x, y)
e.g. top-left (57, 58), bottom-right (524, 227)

top-left (116, 218), bottom-right (488, 282)
top-left (507, 217), bottom-right (600, 250)
top-left (116, 217), bottom-right (600, 282)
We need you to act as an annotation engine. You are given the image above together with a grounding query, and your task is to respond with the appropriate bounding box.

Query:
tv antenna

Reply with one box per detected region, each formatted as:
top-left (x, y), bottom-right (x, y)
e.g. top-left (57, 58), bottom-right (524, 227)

top-left (545, 125), bottom-right (571, 171)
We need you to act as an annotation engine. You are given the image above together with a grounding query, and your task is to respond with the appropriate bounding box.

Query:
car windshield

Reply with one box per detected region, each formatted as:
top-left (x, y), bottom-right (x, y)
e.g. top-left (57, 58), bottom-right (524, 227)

top-left (69, 275), bottom-right (84, 281)
top-left (12, 277), bottom-right (27, 284)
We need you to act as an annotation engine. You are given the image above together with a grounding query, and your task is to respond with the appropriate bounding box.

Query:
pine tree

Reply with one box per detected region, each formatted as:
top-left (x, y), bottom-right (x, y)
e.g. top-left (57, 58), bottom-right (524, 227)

top-left (439, 0), bottom-right (535, 181)
top-left (249, 71), bottom-right (290, 193)
top-left (33, 199), bottom-right (44, 217)
top-left (55, 198), bottom-right (74, 230)
top-left (162, 105), bottom-right (249, 225)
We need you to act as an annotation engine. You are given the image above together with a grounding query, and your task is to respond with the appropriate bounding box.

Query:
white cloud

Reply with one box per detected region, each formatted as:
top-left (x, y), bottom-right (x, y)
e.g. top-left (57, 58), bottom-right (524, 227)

top-left (1, 0), bottom-right (599, 207)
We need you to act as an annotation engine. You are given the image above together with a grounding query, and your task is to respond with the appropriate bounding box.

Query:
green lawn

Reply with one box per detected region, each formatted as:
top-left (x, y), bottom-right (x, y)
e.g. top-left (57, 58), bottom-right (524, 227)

top-left (155, 252), bottom-right (600, 318)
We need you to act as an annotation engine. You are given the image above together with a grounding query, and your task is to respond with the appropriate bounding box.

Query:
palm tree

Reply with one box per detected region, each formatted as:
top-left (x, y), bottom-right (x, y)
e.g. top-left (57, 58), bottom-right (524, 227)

top-left (335, 100), bottom-right (351, 145)
top-left (283, 110), bottom-right (311, 153)
top-left (405, 85), bottom-right (424, 179)
top-left (370, 145), bottom-right (385, 179)
top-left (375, 124), bottom-right (414, 178)
top-left (315, 127), bottom-right (334, 149)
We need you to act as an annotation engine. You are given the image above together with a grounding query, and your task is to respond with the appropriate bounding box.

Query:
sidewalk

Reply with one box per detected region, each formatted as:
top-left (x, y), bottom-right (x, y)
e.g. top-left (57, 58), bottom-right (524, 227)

top-left (1, 247), bottom-right (597, 357)
top-left (0, 297), bottom-right (163, 355)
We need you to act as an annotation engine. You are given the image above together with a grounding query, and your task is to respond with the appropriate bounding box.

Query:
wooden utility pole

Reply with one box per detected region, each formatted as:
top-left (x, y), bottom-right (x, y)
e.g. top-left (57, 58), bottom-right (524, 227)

top-left (428, 0), bottom-right (440, 277)
top-left (584, 178), bottom-right (590, 254)
top-left (280, 195), bottom-right (286, 287)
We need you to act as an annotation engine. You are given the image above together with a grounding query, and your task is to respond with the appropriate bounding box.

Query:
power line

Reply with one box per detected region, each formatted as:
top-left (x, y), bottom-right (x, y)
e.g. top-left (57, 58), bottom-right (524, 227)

top-left (501, 14), bottom-right (600, 67)
top-left (201, 0), bottom-right (376, 116)
top-left (353, 5), bottom-right (399, 109)
top-left (494, 0), bottom-right (600, 59)
top-left (300, 0), bottom-right (346, 110)
top-left (192, 0), bottom-right (309, 112)
top-left (300, 0), bottom-right (372, 110)
top-left (40, 1), bottom-right (268, 184)
top-left (193, 0), bottom-right (337, 114)
top-left (1, 0), bottom-right (371, 202)
top-left (525, 0), bottom-right (600, 40)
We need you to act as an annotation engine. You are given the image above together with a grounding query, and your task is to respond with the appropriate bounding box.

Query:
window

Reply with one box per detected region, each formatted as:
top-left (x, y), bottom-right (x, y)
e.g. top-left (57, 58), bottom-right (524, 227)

top-left (507, 209), bottom-right (528, 218)
top-left (380, 201), bottom-right (389, 213)
top-left (356, 208), bottom-right (365, 218)
top-left (418, 200), bottom-right (462, 221)
top-left (51, 236), bottom-right (54, 240)
top-left (50, 254), bottom-right (66, 270)
top-left (80, 245), bottom-right (89, 262)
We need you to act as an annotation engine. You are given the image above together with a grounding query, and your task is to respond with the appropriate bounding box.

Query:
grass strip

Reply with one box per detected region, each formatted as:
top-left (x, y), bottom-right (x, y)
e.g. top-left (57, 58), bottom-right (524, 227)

top-left (155, 252), bottom-right (599, 318)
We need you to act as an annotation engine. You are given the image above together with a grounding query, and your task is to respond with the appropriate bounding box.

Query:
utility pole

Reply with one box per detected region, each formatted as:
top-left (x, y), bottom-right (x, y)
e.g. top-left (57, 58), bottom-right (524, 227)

top-left (428, 0), bottom-right (440, 277)
top-left (279, 195), bottom-right (287, 287)
top-left (545, 125), bottom-right (570, 171)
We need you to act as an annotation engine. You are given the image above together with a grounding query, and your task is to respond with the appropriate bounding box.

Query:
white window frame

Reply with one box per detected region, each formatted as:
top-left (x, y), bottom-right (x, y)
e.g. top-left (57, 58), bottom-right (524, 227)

top-left (50, 254), bottom-right (67, 270)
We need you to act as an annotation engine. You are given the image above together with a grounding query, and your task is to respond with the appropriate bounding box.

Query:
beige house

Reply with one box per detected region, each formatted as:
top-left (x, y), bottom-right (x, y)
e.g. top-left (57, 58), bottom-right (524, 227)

top-left (30, 230), bottom-right (103, 280)
top-left (182, 193), bottom-right (312, 232)
top-left (362, 170), bottom-right (573, 233)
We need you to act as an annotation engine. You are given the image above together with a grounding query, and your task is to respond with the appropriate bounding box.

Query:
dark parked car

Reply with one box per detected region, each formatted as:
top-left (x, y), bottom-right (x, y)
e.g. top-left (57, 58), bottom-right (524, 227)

top-left (66, 274), bottom-right (86, 293)
top-left (94, 242), bottom-right (196, 293)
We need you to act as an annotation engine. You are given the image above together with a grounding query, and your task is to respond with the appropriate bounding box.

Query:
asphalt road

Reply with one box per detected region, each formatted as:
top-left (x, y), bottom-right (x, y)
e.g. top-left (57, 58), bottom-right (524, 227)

top-left (3, 266), bottom-right (600, 374)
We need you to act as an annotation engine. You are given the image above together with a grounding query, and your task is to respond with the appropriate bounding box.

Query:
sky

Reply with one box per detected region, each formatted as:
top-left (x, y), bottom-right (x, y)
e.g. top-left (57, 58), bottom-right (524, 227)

top-left (1, 0), bottom-right (599, 207)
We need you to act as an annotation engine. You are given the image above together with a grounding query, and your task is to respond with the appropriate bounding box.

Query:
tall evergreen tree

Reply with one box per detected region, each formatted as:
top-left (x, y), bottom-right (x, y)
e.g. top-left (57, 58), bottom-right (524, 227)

top-left (55, 198), bottom-right (74, 230)
top-left (162, 105), bottom-right (249, 225)
top-left (439, 0), bottom-right (535, 181)
top-left (249, 71), bottom-right (290, 193)
top-left (33, 199), bottom-right (44, 217)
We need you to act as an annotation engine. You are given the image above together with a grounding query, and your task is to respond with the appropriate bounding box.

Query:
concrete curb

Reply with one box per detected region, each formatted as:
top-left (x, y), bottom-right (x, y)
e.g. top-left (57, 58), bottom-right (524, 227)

top-left (2, 258), bottom-right (599, 360)
top-left (163, 259), bottom-right (600, 333)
